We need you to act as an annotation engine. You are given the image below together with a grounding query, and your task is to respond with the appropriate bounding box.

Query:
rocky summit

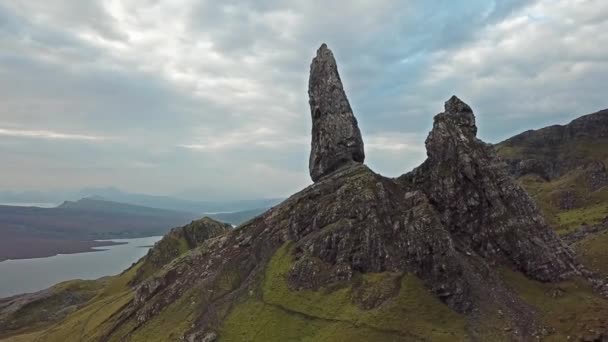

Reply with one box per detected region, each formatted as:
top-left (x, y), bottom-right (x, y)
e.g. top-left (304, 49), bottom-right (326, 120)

top-left (7, 45), bottom-right (608, 342)
top-left (309, 43), bottom-right (365, 182)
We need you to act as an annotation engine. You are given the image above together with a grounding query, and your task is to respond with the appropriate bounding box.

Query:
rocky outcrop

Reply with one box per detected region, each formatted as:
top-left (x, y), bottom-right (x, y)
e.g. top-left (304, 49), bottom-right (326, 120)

top-left (308, 44), bottom-right (365, 182)
top-left (400, 96), bottom-right (580, 282)
top-left (497, 109), bottom-right (608, 180)
top-left (131, 217), bottom-right (231, 285)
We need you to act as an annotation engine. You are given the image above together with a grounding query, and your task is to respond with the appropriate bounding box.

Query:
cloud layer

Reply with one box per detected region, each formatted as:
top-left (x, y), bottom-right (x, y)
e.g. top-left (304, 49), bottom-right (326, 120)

top-left (0, 0), bottom-right (606, 200)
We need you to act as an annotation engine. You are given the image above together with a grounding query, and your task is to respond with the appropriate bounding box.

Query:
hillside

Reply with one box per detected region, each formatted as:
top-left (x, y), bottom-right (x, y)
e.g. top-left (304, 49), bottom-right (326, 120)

top-left (0, 217), bottom-right (229, 339)
top-left (2, 45), bottom-right (608, 342)
top-left (0, 198), bottom-right (200, 261)
top-left (496, 109), bottom-right (608, 234)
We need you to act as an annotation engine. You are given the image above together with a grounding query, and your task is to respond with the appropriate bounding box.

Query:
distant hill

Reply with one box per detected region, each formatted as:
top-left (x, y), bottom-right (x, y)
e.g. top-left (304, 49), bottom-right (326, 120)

top-left (77, 187), bottom-right (283, 214)
top-left (58, 197), bottom-right (196, 218)
top-left (0, 187), bottom-right (284, 215)
top-left (0, 198), bottom-right (201, 261)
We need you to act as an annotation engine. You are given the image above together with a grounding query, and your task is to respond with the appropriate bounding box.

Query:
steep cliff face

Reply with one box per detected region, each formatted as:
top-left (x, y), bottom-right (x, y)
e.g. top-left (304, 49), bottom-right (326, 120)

top-left (9, 45), bottom-right (608, 342)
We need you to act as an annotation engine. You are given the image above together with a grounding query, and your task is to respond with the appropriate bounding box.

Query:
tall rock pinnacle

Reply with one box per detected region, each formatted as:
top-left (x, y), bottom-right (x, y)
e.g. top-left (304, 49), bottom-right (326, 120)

top-left (308, 43), bottom-right (365, 182)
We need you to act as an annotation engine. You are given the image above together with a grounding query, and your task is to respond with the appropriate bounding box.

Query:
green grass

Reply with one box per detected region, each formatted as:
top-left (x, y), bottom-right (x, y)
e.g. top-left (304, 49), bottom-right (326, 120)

top-left (220, 243), bottom-right (467, 341)
top-left (494, 145), bottom-right (523, 159)
top-left (109, 287), bottom-right (202, 342)
top-left (0, 280), bottom-right (102, 338)
top-left (497, 138), bottom-right (608, 233)
top-left (30, 262), bottom-right (142, 342)
top-left (515, 169), bottom-right (608, 234)
top-left (557, 202), bottom-right (608, 232)
top-left (501, 269), bottom-right (608, 341)
top-left (575, 230), bottom-right (608, 276)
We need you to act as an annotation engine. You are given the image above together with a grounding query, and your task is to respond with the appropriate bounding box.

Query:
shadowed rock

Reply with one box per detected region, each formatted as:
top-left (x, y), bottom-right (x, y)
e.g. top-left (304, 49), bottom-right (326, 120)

top-left (308, 43), bottom-right (365, 182)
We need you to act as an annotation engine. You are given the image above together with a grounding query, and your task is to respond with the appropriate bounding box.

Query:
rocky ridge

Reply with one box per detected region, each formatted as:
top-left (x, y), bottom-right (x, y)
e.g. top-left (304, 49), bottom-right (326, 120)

top-left (498, 109), bottom-right (608, 181)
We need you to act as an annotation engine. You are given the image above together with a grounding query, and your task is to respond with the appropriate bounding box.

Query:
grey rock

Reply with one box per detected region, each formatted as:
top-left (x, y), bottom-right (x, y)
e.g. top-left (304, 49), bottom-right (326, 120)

top-left (308, 43), bottom-right (364, 182)
top-left (400, 96), bottom-right (581, 282)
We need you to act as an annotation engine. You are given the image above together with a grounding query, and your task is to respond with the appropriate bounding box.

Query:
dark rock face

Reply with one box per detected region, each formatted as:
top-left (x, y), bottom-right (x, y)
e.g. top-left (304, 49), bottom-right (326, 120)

top-left (586, 161), bottom-right (608, 192)
top-left (308, 44), bottom-right (365, 182)
top-left (498, 109), bottom-right (608, 180)
top-left (400, 96), bottom-right (580, 282)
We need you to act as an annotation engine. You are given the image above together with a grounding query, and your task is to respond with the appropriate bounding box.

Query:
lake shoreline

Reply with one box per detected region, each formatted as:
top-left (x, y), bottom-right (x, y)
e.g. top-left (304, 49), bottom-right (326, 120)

top-left (0, 236), bottom-right (162, 298)
top-left (0, 239), bottom-right (127, 262)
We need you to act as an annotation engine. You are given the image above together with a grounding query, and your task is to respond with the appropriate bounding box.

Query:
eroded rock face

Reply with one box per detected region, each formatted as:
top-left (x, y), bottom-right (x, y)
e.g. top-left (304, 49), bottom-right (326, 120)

top-left (309, 43), bottom-right (365, 182)
top-left (498, 109), bottom-right (608, 180)
top-left (400, 96), bottom-right (580, 282)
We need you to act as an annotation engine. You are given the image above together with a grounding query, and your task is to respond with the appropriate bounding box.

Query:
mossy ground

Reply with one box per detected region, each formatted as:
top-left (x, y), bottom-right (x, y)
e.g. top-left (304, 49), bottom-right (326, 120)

top-left (517, 171), bottom-right (608, 234)
top-left (134, 234), bottom-right (191, 283)
top-left (575, 230), bottom-right (608, 276)
top-left (0, 279), bottom-right (102, 339)
top-left (501, 269), bottom-right (608, 341)
top-left (497, 138), bottom-right (608, 234)
top-left (220, 243), bottom-right (468, 341)
top-left (15, 263), bottom-right (142, 342)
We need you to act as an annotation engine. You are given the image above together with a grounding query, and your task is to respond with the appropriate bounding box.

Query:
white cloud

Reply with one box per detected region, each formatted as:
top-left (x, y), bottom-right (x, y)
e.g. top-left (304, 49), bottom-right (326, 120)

top-left (0, 0), bottom-right (606, 198)
top-left (0, 127), bottom-right (110, 141)
top-left (422, 0), bottom-right (608, 130)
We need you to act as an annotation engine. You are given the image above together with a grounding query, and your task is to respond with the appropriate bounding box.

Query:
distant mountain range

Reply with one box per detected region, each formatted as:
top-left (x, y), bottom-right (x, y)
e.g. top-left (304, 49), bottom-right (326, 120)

top-left (0, 187), bottom-right (282, 215)
top-left (0, 196), bottom-right (273, 262)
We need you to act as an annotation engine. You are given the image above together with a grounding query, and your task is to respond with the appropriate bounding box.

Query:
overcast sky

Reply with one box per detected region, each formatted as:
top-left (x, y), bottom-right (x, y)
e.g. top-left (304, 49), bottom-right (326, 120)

top-left (0, 0), bottom-right (606, 200)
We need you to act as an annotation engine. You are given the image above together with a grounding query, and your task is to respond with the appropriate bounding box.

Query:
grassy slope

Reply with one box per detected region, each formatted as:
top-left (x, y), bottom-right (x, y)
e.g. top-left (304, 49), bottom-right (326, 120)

top-left (5, 242), bottom-right (608, 341)
top-left (496, 138), bottom-right (608, 234)
top-left (0, 280), bottom-right (102, 339)
top-left (501, 269), bottom-right (608, 341)
top-left (516, 172), bottom-right (608, 234)
top-left (575, 230), bottom-right (608, 276)
top-left (220, 243), bottom-right (468, 342)
top-left (35, 265), bottom-right (140, 342)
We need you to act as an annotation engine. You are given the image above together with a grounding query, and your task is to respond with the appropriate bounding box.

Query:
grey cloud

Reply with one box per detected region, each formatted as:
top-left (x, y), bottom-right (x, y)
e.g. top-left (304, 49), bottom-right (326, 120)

top-left (0, 0), bottom-right (606, 199)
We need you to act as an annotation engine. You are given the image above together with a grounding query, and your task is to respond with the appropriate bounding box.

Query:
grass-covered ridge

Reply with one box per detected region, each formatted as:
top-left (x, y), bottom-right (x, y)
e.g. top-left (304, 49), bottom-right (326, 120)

top-left (220, 243), bottom-right (468, 341)
top-left (133, 217), bottom-right (231, 284)
top-left (0, 280), bottom-right (102, 339)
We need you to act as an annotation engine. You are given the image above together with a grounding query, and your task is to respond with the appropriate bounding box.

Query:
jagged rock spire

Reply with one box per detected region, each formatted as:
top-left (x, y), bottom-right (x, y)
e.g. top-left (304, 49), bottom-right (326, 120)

top-left (443, 95), bottom-right (477, 136)
top-left (425, 96), bottom-right (478, 161)
top-left (407, 95), bottom-right (581, 283)
top-left (308, 43), bottom-right (365, 182)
